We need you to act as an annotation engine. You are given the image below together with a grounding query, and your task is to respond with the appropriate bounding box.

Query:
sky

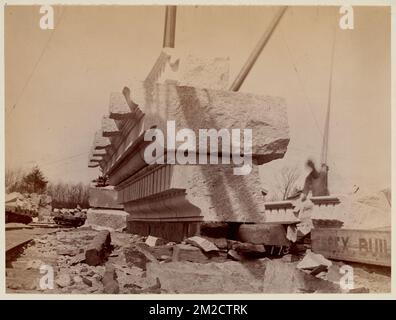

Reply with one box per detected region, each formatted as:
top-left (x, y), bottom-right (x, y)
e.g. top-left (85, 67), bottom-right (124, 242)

top-left (4, 5), bottom-right (391, 194)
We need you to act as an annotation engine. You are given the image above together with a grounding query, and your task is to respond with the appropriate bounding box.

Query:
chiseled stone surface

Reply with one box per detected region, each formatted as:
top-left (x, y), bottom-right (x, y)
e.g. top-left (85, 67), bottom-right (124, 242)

top-left (85, 208), bottom-right (128, 232)
top-left (112, 82), bottom-right (289, 166)
top-left (120, 164), bottom-right (299, 224)
top-left (146, 49), bottom-right (229, 90)
top-left (109, 92), bottom-right (132, 119)
top-left (88, 187), bottom-right (123, 209)
top-left (101, 116), bottom-right (119, 137)
top-left (177, 54), bottom-right (230, 90)
top-left (93, 130), bottom-right (111, 149)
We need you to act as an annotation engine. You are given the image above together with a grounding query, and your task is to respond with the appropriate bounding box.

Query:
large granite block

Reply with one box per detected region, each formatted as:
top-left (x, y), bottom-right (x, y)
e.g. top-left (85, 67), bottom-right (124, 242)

top-left (101, 82), bottom-right (289, 185)
top-left (88, 187), bottom-right (123, 209)
top-left (84, 208), bottom-right (128, 232)
top-left (117, 164), bottom-right (299, 224)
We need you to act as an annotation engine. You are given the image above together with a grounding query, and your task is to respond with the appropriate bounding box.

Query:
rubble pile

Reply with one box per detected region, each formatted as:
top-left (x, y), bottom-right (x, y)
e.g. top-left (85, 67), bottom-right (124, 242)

top-left (6, 225), bottom-right (391, 294)
top-left (5, 192), bottom-right (53, 224)
top-left (53, 207), bottom-right (88, 227)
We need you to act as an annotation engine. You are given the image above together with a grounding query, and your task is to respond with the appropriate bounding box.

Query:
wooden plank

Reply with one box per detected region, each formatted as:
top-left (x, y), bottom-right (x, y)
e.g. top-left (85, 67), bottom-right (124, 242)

top-left (311, 228), bottom-right (391, 267)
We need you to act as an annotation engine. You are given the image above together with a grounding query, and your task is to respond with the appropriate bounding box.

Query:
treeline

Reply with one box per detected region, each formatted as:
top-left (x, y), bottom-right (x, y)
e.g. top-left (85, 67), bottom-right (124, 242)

top-left (46, 182), bottom-right (90, 209)
top-left (5, 166), bottom-right (90, 209)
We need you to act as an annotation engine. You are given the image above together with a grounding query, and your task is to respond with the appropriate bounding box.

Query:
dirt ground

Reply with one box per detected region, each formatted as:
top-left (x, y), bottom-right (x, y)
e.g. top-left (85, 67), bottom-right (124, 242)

top-left (5, 226), bottom-right (391, 294)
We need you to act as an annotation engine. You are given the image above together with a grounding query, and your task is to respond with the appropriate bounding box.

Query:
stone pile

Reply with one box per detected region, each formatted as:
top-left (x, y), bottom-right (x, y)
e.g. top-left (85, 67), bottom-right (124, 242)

top-left (6, 226), bottom-right (391, 294)
top-left (5, 192), bottom-right (53, 224)
top-left (53, 207), bottom-right (87, 227)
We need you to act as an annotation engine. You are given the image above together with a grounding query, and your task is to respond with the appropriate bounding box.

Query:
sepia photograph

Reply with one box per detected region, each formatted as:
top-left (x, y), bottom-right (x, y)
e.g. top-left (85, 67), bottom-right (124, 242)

top-left (3, 3), bottom-right (391, 295)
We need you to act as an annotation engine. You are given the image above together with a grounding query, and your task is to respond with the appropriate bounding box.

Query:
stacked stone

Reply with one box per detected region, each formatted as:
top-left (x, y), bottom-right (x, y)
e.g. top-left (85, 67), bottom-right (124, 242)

top-left (88, 49), bottom-right (293, 241)
top-left (85, 186), bottom-right (128, 232)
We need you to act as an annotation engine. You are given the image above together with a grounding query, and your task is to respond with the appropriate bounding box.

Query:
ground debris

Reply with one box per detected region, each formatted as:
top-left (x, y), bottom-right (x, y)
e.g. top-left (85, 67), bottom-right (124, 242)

top-left (172, 244), bottom-right (208, 263)
top-left (297, 250), bottom-right (332, 270)
top-left (6, 226), bottom-right (391, 294)
top-left (85, 230), bottom-right (112, 266)
top-left (186, 236), bottom-right (219, 252)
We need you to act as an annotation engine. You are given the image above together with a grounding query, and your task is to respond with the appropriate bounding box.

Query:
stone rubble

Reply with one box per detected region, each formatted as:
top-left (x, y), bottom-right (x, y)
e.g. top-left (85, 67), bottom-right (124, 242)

top-left (5, 224), bottom-right (391, 294)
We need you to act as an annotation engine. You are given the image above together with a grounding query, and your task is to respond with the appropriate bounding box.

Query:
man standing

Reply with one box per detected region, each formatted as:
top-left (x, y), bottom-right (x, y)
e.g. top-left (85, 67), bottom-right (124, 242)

top-left (301, 159), bottom-right (329, 200)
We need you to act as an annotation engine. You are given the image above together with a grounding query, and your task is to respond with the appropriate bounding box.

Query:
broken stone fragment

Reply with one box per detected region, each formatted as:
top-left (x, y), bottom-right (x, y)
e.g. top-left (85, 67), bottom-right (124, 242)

top-left (73, 276), bottom-right (83, 284)
top-left (262, 259), bottom-right (340, 293)
top-left (56, 274), bottom-right (73, 288)
top-left (310, 265), bottom-right (329, 276)
top-left (172, 244), bottom-right (208, 263)
top-left (186, 236), bottom-right (219, 252)
top-left (297, 250), bottom-right (332, 270)
top-left (102, 263), bottom-right (119, 294)
top-left (286, 225), bottom-right (298, 242)
top-left (227, 249), bottom-right (244, 261)
top-left (296, 219), bottom-right (314, 236)
top-left (85, 230), bottom-right (112, 266)
top-left (69, 253), bottom-right (86, 266)
top-left (145, 235), bottom-right (167, 247)
top-left (144, 245), bottom-right (173, 260)
top-left (82, 277), bottom-right (93, 287)
top-left (123, 248), bottom-right (150, 270)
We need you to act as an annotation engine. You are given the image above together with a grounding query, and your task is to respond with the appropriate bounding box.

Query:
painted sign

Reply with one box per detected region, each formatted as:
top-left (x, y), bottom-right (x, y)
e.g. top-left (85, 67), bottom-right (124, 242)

top-left (311, 228), bottom-right (391, 267)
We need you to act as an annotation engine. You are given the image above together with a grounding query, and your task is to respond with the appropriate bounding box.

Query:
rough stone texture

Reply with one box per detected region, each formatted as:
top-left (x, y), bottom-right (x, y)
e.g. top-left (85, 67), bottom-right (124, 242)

top-left (109, 81), bottom-right (289, 167)
top-left (186, 236), bottom-right (219, 252)
top-left (102, 263), bottom-right (120, 294)
top-left (85, 208), bottom-right (128, 232)
top-left (93, 130), bottom-right (111, 150)
top-left (145, 236), bottom-right (167, 247)
top-left (109, 92), bottom-right (132, 120)
top-left (85, 230), bottom-right (112, 266)
top-left (297, 250), bottom-right (332, 270)
top-left (237, 224), bottom-right (290, 246)
top-left (144, 245), bottom-right (173, 260)
top-left (123, 248), bottom-right (150, 270)
top-left (56, 274), bottom-right (73, 288)
top-left (121, 165), bottom-right (299, 224)
top-left (178, 54), bottom-right (229, 90)
top-left (88, 187), bottom-right (123, 209)
top-left (147, 258), bottom-right (338, 293)
top-left (261, 259), bottom-right (340, 293)
top-left (146, 260), bottom-right (267, 293)
top-left (146, 49), bottom-right (229, 90)
top-left (172, 244), bottom-right (208, 263)
top-left (102, 116), bottom-right (120, 137)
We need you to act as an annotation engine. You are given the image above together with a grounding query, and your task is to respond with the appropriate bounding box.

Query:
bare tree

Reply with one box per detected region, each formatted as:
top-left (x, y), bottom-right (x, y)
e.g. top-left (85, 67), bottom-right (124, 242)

top-left (273, 166), bottom-right (301, 200)
top-left (47, 181), bottom-right (90, 208)
top-left (5, 167), bottom-right (25, 193)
